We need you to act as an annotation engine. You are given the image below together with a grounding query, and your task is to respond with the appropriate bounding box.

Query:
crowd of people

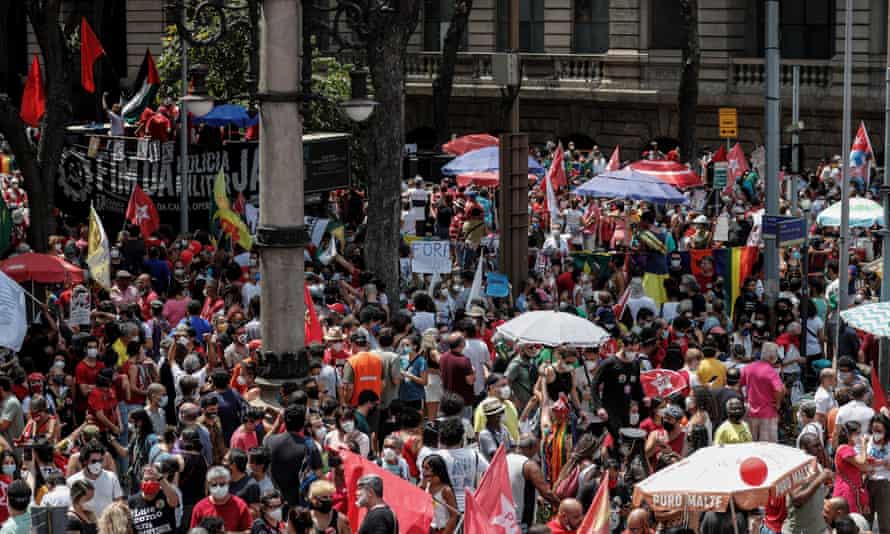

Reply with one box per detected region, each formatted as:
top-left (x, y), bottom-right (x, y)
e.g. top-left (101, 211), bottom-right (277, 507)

top-left (1, 134), bottom-right (889, 534)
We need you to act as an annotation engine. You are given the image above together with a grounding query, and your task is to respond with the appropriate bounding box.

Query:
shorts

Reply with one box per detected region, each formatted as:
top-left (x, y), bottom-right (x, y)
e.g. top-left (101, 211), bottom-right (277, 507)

top-left (426, 373), bottom-right (443, 403)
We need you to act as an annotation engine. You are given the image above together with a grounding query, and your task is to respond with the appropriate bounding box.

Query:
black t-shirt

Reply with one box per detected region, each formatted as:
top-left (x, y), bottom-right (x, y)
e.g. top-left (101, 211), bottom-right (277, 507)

top-left (250, 518), bottom-right (281, 534)
top-left (230, 474), bottom-right (261, 506)
top-left (591, 357), bottom-right (643, 417)
top-left (66, 511), bottom-right (98, 534)
top-left (180, 451), bottom-right (209, 506)
top-left (264, 432), bottom-right (322, 507)
top-left (358, 506), bottom-right (398, 534)
top-left (214, 388), bottom-right (246, 444)
top-left (712, 387), bottom-right (742, 424)
top-left (129, 493), bottom-right (177, 534)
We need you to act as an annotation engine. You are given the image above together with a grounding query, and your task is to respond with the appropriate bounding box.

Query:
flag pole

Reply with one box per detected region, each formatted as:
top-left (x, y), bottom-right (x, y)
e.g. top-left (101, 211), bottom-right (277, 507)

top-left (881, 0), bottom-right (890, 393)
top-left (836, 0), bottom-right (854, 357)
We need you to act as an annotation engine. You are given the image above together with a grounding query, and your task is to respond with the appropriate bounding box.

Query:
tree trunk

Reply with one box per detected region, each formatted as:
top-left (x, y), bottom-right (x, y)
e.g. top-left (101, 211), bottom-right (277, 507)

top-left (433, 0), bottom-right (473, 146)
top-left (362, 1), bottom-right (420, 307)
top-left (0, 0), bottom-right (72, 253)
top-left (678, 0), bottom-right (699, 163)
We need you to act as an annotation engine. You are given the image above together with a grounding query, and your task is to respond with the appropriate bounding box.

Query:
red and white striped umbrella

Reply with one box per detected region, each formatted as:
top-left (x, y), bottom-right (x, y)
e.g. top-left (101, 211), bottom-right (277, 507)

top-left (629, 160), bottom-right (703, 189)
top-left (443, 133), bottom-right (499, 156)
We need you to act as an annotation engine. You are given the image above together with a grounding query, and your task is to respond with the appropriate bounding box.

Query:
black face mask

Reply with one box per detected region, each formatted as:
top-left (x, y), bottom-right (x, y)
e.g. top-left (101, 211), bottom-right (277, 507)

top-left (311, 499), bottom-right (333, 513)
top-left (662, 421), bottom-right (675, 432)
top-left (306, 388), bottom-right (319, 400)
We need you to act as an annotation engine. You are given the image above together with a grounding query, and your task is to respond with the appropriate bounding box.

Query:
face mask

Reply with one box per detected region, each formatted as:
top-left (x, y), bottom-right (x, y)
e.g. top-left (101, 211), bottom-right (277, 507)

top-left (209, 484), bottom-right (229, 499)
top-left (753, 320), bottom-right (766, 328)
top-left (332, 342), bottom-right (343, 351)
top-left (86, 348), bottom-right (98, 359)
top-left (128, 423), bottom-right (136, 435)
top-left (141, 480), bottom-right (161, 498)
top-left (87, 461), bottom-right (102, 476)
top-left (341, 421), bottom-right (355, 433)
top-left (874, 432), bottom-right (885, 443)
top-left (629, 412), bottom-right (640, 426)
top-left (312, 499), bottom-right (334, 514)
top-left (1, 465), bottom-right (15, 476)
top-left (159, 395), bottom-right (168, 408)
top-left (671, 259), bottom-right (682, 268)
top-left (839, 372), bottom-right (852, 383)
top-left (40, 466), bottom-right (55, 478)
top-left (314, 427), bottom-right (327, 441)
top-left (499, 386), bottom-right (512, 400)
top-left (266, 508), bottom-right (282, 523)
top-left (53, 360), bottom-right (66, 370)
top-left (236, 376), bottom-right (247, 386)
top-left (662, 421), bottom-right (676, 432)
top-left (383, 448), bottom-right (398, 463)
top-left (356, 490), bottom-right (368, 507)
top-left (675, 331), bottom-right (685, 338)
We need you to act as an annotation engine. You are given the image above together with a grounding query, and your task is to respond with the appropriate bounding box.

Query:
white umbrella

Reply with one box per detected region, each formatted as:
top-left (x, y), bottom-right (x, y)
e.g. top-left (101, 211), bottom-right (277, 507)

top-left (494, 311), bottom-right (610, 347)
top-left (632, 442), bottom-right (819, 514)
top-left (816, 197), bottom-right (884, 227)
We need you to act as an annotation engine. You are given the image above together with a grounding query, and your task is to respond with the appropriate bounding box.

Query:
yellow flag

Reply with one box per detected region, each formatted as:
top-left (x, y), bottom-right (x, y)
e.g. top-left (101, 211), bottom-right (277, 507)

top-left (213, 168), bottom-right (230, 212)
top-left (87, 206), bottom-right (111, 288)
top-left (215, 207), bottom-right (253, 250)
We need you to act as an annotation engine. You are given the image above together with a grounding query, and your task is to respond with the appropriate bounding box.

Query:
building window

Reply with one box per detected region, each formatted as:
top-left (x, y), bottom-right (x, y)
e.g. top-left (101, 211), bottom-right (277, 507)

top-left (573, 0), bottom-right (608, 53)
top-left (649, 0), bottom-right (686, 49)
top-left (424, 0), bottom-right (468, 52)
top-left (779, 0), bottom-right (833, 59)
top-left (497, 0), bottom-right (545, 52)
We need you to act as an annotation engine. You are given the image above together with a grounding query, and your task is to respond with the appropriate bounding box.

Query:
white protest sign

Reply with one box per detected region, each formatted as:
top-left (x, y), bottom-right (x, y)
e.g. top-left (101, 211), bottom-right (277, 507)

top-left (304, 216), bottom-right (330, 247)
top-left (411, 241), bottom-right (451, 274)
top-left (69, 286), bottom-right (91, 327)
top-left (714, 213), bottom-right (730, 243)
top-left (0, 272), bottom-right (26, 352)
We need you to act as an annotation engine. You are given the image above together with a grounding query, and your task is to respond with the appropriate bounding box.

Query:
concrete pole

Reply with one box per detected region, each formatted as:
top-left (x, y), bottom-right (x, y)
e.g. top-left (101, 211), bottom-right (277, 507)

top-left (508, 0), bottom-right (519, 131)
top-left (791, 65), bottom-right (800, 216)
top-left (764, 0), bottom-right (780, 306)
top-left (179, 19), bottom-right (189, 235)
top-left (259, 0), bottom-right (305, 354)
top-left (880, 0), bottom-right (890, 388)
top-left (838, 0), bottom-right (853, 316)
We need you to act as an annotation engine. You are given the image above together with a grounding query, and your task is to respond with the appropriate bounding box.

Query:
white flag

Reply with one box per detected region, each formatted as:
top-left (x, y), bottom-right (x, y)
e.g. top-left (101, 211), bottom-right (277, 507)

top-left (466, 256), bottom-right (484, 311)
top-left (0, 271), bottom-right (26, 352)
top-left (87, 206), bottom-right (111, 288)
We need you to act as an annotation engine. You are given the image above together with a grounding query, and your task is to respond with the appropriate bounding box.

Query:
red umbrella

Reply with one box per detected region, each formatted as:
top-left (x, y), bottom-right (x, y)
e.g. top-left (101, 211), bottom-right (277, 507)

top-left (0, 253), bottom-right (85, 284)
top-left (443, 133), bottom-right (499, 156)
top-left (628, 160), bottom-right (703, 189)
top-left (456, 171), bottom-right (537, 188)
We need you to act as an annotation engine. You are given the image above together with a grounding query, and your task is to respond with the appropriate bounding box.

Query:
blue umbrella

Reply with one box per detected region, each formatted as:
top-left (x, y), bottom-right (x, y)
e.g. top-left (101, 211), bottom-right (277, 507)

top-left (441, 146), bottom-right (545, 176)
top-left (574, 168), bottom-right (687, 204)
top-left (195, 104), bottom-right (258, 128)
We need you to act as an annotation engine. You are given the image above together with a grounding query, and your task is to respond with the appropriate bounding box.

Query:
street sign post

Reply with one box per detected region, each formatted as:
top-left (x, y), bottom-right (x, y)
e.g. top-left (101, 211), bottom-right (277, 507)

top-left (719, 107), bottom-right (738, 138)
top-left (713, 161), bottom-right (728, 189)
top-left (762, 215), bottom-right (807, 247)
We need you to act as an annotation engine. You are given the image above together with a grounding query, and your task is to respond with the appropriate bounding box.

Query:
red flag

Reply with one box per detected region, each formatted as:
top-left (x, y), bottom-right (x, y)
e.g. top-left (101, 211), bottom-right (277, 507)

top-left (233, 191), bottom-right (246, 215)
top-left (547, 143), bottom-right (567, 188)
top-left (473, 444), bottom-right (520, 534)
top-left (724, 143), bottom-right (748, 195)
top-left (613, 285), bottom-right (631, 322)
top-left (711, 145), bottom-right (727, 162)
top-left (80, 17), bottom-right (106, 93)
top-left (578, 471), bottom-right (611, 534)
top-left (872, 371), bottom-right (889, 412)
top-left (304, 283), bottom-right (324, 344)
top-left (125, 185), bottom-right (160, 237)
top-left (20, 55), bottom-right (45, 127)
top-left (605, 145), bottom-right (620, 172)
top-left (641, 369), bottom-right (689, 399)
top-left (463, 490), bottom-right (491, 534)
top-left (341, 451), bottom-right (433, 534)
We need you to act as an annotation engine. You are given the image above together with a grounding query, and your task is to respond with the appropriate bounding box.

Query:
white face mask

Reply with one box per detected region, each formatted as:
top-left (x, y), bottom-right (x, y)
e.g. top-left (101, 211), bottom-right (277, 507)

top-left (159, 395), bottom-right (168, 408)
top-left (332, 342), bottom-right (343, 351)
top-left (266, 508), bottom-right (282, 523)
top-left (382, 448), bottom-right (398, 463)
top-left (315, 427), bottom-right (327, 441)
top-left (87, 461), bottom-right (102, 476)
top-left (873, 432), bottom-right (885, 443)
top-left (236, 376), bottom-right (247, 386)
top-left (499, 385), bottom-right (512, 400)
top-left (209, 483), bottom-right (229, 499)
top-left (86, 348), bottom-right (98, 359)
top-left (341, 421), bottom-right (355, 433)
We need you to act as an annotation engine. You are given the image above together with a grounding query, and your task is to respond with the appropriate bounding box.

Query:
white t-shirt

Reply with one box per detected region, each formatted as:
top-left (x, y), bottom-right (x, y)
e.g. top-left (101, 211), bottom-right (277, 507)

top-left (439, 446), bottom-right (489, 512)
top-left (836, 400), bottom-right (875, 430)
top-left (242, 281), bottom-right (261, 308)
top-left (866, 438), bottom-right (890, 481)
top-left (805, 316), bottom-right (824, 356)
top-left (463, 339), bottom-right (490, 395)
top-left (66, 469), bottom-right (123, 516)
top-left (814, 386), bottom-right (837, 416)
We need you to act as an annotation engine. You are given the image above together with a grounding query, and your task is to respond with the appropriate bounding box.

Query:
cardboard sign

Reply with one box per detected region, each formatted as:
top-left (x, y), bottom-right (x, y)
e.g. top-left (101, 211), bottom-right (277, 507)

top-left (69, 286), bottom-right (91, 327)
top-left (411, 241), bottom-right (451, 274)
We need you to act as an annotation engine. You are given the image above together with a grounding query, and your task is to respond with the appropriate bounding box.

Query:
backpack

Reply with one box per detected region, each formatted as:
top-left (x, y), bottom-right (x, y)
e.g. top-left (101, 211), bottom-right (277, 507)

top-left (297, 436), bottom-right (319, 506)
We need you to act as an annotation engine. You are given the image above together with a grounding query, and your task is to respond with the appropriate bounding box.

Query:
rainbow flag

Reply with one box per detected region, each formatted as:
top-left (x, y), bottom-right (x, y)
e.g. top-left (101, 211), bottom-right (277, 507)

top-left (711, 246), bottom-right (759, 317)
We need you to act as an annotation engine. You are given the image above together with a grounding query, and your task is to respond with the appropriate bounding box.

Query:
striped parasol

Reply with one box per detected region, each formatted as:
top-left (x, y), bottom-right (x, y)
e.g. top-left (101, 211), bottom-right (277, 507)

top-left (840, 301), bottom-right (890, 337)
top-left (816, 197), bottom-right (884, 228)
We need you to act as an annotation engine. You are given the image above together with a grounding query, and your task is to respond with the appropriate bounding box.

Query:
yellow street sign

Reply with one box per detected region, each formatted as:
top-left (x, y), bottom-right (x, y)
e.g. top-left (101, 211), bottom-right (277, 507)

top-left (719, 108), bottom-right (737, 138)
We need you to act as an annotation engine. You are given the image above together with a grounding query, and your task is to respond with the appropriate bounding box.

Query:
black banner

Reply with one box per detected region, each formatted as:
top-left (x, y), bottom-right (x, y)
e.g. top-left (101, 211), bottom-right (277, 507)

top-left (56, 133), bottom-right (351, 233)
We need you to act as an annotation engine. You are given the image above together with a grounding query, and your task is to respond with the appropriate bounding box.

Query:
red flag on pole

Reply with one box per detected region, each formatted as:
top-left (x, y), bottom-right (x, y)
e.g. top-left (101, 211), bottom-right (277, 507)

top-left (547, 143), bottom-right (567, 188)
top-left (723, 143), bottom-right (748, 195)
top-left (125, 184), bottom-right (160, 238)
top-left (872, 370), bottom-right (889, 412)
top-left (80, 17), bottom-right (106, 93)
top-left (20, 56), bottom-right (45, 127)
top-left (341, 451), bottom-right (433, 534)
top-left (605, 145), bottom-right (621, 171)
top-left (577, 472), bottom-right (611, 534)
top-left (463, 490), bottom-right (492, 534)
top-left (711, 144), bottom-right (727, 162)
top-left (473, 444), bottom-right (521, 533)
top-left (304, 283), bottom-right (324, 344)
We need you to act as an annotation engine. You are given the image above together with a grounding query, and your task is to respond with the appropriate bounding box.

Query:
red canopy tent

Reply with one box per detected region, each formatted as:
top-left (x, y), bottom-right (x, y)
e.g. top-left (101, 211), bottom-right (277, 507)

top-left (443, 133), bottom-right (499, 156)
top-left (0, 253), bottom-right (85, 284)
top-left (628, 160), bottom-right (703, 189)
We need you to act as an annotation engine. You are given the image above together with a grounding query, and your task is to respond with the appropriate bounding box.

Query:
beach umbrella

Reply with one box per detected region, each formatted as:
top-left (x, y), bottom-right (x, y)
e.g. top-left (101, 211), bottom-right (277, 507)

top-left (632, 442), bottom-right (819, 514)
top-left (628, 160), bottom-right (703, 189)
top-left (495, 310), bottom-right (609, 347)
top-left (443, 133), bottom-right (499, 156)
top-left (455, 171), bottom-right (538, 188)
top-left (0, 253), bottom-right (85, 284)
top-left (840, 301), bottom-right (890, 337)
top-left (195, 104), bottom-right (258, 128)
top-left (816, 197), bottom-right (884, 228)
top-left (441, 146), bottom-right (545, 176)
top-left (574, 168), bottom-right (687, 204)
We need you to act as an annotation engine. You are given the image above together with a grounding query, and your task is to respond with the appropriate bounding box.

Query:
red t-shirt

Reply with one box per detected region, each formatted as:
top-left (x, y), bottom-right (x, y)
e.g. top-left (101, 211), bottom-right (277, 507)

top-left (87, 387), bottom-right (118, 431)
top-left (0, 475), bottom-right (10, 523)
top-left (190, 495), bottom-right (253, 531)
top-left (546, 518), bottom-right (576, 534)
top-left (74, 360), bottom-right (105, 412)
top-left (145, 113), bottom-right (171, 142)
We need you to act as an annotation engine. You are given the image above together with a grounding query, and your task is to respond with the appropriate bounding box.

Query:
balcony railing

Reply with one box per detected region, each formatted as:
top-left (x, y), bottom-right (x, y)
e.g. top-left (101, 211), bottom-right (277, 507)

top-left (401, 51), bottom-right (604, 84)
top-left (730, 58), bottom-right (832, 90)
